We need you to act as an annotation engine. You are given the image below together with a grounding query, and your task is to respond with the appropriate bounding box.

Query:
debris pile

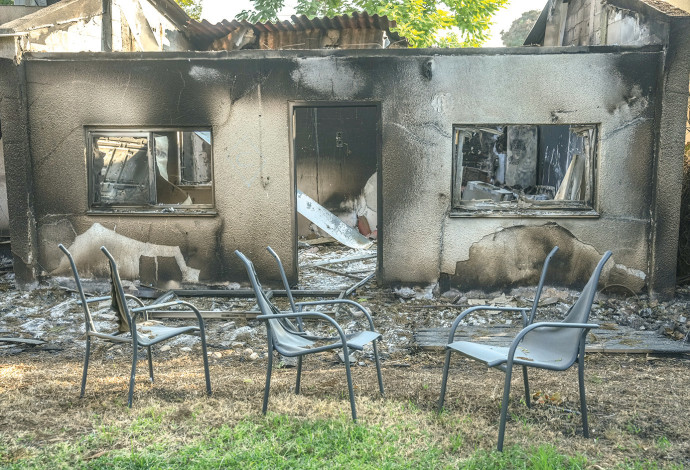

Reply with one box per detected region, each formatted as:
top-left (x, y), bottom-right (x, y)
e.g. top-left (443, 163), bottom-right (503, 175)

top-left (1, 244), bottom-right (689, 359)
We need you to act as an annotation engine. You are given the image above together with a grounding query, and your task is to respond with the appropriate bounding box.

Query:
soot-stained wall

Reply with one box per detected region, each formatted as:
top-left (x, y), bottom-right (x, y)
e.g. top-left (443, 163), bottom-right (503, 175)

top-left (0, 46), bottom-right (684, 294)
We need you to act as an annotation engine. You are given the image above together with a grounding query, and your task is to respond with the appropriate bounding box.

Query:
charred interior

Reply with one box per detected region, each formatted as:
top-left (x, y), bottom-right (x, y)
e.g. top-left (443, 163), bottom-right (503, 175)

top-left (452, 124), bottom-right (597, 212)
top-left (88, 129), bottom-right (214, 212)
top-left (294, 105), bottom-right (379, 239)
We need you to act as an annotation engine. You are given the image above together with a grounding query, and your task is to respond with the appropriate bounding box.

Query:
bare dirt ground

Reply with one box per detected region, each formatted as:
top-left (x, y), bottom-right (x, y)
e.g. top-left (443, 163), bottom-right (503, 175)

top-left (1, 351), bottom-right (689, 467)
top-left (1, 243), bottom-right (690, 466)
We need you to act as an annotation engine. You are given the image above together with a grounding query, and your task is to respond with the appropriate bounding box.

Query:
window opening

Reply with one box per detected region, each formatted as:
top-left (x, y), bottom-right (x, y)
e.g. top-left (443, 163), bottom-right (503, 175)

top-left (451, 124), bottom-right (597, 212)
top-left (89, 129), bottom-right (213, 211)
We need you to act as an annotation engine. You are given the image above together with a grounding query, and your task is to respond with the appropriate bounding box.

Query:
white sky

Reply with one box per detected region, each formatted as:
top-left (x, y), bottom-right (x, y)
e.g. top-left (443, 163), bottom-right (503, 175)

top-left (200, 0), bottom-right (546, 47)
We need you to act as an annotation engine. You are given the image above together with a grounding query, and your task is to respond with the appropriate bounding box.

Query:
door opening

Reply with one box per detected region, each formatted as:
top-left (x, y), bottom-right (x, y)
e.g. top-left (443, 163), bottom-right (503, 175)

top-left (291, 103), bottom-right (381, 287)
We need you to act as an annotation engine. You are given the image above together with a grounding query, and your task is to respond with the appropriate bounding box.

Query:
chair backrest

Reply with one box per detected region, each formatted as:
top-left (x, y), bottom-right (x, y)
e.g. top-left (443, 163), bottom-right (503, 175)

top-left (523, 250), bottom-right (612, 367)
top-left (235, 250), bottom-right (312, 350)
top-left (563, 250), bottom-right (612, 325)
top-left (58, 244), bottom-right (97, 333)
top-left (100, 246), bottom-right (134, 334)
top-left (528, 246), bottom-right (559, 324)
top-left (266, 246), bottom-right (297, 312)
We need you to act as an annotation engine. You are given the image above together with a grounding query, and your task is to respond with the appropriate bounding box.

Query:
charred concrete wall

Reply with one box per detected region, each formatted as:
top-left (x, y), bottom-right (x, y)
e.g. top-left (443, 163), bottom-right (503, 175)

top-left (542, 0), bottom-right (673, 47)
top-left (0, 0), bottom-right (192, 58)
top-left (378, 50), bottom-right (667, 295)
top-left (0, 6), bottom-right (42, 25)
top-left (111, 0), bottom-right (192, 52)
top-left (0, 46), bottom-right (685, 294)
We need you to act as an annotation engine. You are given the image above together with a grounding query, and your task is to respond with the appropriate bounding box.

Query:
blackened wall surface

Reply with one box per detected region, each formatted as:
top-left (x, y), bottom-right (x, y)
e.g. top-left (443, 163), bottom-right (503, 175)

top-left (0, 47), bottom-right (682, 293)
top-left (0, 59), bottom-right (38, 286)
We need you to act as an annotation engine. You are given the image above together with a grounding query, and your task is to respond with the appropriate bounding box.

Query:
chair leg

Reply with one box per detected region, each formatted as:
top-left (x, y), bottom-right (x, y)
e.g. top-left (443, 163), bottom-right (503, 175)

top-left (522, 366), bottom-right (531, 409)
top-left (80, 336), bottom-right (91, 398)
top-left (497, 366), bottom-right (514, 452)
top-left (578, 353), bottom-right (590, 438)
top-left (147, 346), bottom-right (154, 383)
top-left (372, 340), bottom-right (384, 396)
top-left (342, 347), bottom-right (357, 421)
top-left (437, 349), bottom-right (453, 412)
top-left (262, 350), bottom-right (274, 415)
top-left (295, 356), bottom-right (303, 394)
top-left (198, 328), bottom-right (212, 396)
top-left (128, 347), bottom-right (138, 408)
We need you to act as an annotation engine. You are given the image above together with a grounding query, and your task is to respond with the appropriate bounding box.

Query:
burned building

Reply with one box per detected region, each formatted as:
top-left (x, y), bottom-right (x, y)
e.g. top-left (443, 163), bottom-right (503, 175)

top-left (0, 2), bottom-right (688, 297)
top-left (0, 0), bottom-right (196, 57)
top-left (523, 0), bottom-right (690, 294)
top-left (0, 0), bottom-right (202, 239)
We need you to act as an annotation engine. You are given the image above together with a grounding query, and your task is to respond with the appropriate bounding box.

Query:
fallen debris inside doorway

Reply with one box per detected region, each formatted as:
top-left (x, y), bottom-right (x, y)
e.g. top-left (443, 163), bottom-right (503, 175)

top-left (297, 190), bottom-right (374, 250)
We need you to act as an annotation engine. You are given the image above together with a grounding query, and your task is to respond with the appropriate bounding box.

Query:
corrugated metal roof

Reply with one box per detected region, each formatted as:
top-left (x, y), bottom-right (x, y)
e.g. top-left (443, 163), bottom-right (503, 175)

top-left (186, 11), bottom-right (399, 50)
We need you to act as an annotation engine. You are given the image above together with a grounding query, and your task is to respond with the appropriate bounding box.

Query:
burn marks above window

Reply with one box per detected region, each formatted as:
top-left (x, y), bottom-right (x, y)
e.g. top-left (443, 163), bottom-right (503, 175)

top-left (451, 124), bottom-right (597, 214)
top-left (88, 129), bottom-right (214, 213)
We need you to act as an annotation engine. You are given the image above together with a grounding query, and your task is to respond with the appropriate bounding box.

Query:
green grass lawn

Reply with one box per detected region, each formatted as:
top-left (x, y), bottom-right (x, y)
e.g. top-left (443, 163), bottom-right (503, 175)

top-left (1, 411), bottom-right (680, 469)
top-left (1, 355), bottom-right (687, 469)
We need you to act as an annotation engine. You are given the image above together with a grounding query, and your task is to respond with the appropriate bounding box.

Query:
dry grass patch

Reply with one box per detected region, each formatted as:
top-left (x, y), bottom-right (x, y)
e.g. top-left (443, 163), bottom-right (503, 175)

top-left (0, 351), bottom-right (688, 468)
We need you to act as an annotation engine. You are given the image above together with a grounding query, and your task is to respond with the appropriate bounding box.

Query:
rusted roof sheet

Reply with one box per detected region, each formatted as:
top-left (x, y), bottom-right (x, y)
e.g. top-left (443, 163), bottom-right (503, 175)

top-left (186, 11), bottom-right (399, 49)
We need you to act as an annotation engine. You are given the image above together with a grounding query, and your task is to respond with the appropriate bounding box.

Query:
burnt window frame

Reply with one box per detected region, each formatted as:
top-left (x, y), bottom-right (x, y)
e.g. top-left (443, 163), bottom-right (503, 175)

top-left (86, 127), bottom-right (215, 215)
top-left (450, 123), bottom-right (600, 217)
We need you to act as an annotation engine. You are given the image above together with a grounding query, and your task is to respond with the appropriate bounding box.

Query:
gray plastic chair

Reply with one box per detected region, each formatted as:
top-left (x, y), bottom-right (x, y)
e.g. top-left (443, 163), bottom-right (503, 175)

top-left (439, 246), bottom-right (558, 413)
top-left (59, 244), bottom-right (212, 407)
top-left (235, 249), bottom-right (384, 421)
top-left (438, 250), bottom-right (611, 451)
top-left (266, 245), bottom-right (385, 394)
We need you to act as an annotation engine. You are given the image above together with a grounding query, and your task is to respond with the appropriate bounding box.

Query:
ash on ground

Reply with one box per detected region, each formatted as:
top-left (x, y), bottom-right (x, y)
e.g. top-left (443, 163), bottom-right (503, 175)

top-left (1, 244), bottom-right (689, 361)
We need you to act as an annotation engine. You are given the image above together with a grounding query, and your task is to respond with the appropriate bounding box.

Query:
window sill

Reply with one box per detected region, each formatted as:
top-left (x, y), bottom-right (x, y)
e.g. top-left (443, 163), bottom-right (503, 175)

top-left (87, 208), bottom-right (217, 216)
top-left (449, 209), bottom-right (600, 218)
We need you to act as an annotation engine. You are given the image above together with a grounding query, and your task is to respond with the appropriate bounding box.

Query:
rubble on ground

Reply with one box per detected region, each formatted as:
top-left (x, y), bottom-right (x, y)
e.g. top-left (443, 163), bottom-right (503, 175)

top-left (1, 244), bottom-right (689, 361)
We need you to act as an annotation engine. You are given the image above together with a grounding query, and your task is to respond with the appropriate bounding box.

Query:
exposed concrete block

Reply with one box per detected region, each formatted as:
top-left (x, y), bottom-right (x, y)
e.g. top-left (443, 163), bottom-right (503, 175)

top-left (157, 256), bottom-right (183, 284)
top-left (139, 255), bottom-right (182, 287)
top-left (38, 220), bottom-right (77, 273)
top-left (139, 255), bottom-right (156, 285)
top-left (52, 223), bottom-right (200, 282)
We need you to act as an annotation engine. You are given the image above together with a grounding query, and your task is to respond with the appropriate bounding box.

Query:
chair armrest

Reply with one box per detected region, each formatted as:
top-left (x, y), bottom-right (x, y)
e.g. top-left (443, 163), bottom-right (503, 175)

top-left (506, 322), bottom-right (599, 365)
top-left (447, 306), bottom-right (530, 343)
top-left (78, 294), bottom-right (147, 323)
top-left (79, 295), bottom-right (145, 307)
top-left (131, 300), bottom-right (206, 331)
top-left (124, 294), bottom-right (145, 307)
top-left (131, 300), bottom-right (187, 312)
top-left (77, 295), bottom-right (112, 305)
top-left (257, 311), bottom-right (349, 347)
top-left (295, 299), bottom-right (376, 331)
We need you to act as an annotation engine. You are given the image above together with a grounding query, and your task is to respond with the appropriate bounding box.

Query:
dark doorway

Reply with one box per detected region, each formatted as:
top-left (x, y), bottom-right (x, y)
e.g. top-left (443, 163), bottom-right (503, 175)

top-left (291, 103), bottom-right (381, 278)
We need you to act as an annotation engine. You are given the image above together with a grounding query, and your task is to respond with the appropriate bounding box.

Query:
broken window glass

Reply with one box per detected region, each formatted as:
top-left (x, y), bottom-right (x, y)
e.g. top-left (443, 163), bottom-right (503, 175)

top-left (451, 124), bottom-right (597, 212)
top-left (89, 129), bottom-right (214, 211)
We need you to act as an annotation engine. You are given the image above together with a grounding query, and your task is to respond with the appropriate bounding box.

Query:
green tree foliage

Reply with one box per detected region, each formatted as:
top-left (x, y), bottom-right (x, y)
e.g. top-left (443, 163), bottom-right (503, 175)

top-left (500, 9), bottom-right (540, 47)
top-left (237, 0), bottom-right (508, 48)
top-left (0, 0), bottom-right (14, 5)
top-left (175, 0), bottom-right (202, 20)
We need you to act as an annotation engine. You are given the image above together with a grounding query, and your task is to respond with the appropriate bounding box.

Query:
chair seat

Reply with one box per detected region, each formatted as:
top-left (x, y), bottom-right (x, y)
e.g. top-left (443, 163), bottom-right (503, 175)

top-left (137, 325), bottom-right (199, 346)
top-left (448, 339), bottom-right (572, 369)
top-left (346, 330), bottom-right (382, 350)
top-left (275, 329), bottom-right (382, 356)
